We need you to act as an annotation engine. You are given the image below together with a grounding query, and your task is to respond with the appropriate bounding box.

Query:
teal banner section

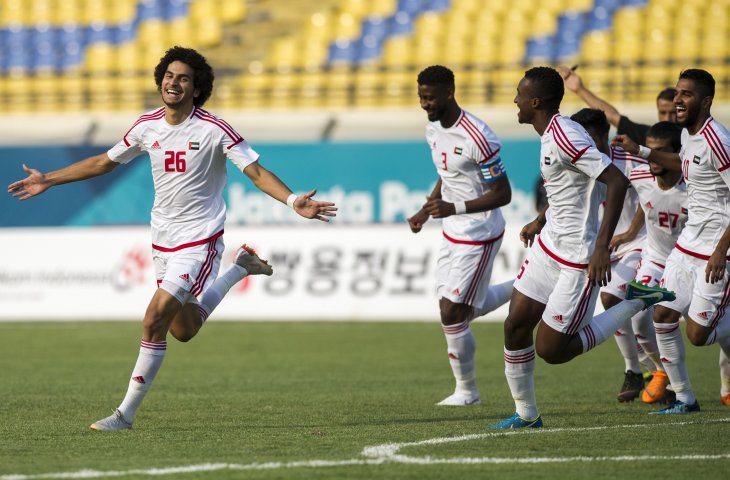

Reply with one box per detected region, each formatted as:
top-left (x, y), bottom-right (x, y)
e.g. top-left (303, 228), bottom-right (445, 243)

top-left (1, 140), bottom-right (540, 227)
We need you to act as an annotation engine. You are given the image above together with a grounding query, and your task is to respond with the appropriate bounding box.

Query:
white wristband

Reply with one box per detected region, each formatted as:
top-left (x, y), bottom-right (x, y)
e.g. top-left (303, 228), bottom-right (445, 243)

top-left (637, 145), bottom-right (651, 159)
top-left (453, 201), bottom-right (467, 215)
top-left (286, 193), bottom-right (297, 209)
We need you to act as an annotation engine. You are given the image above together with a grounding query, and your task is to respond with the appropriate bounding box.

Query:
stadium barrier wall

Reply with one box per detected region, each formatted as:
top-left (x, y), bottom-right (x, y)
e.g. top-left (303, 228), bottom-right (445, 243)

top-left (0, 225), bottom-right (524, 322)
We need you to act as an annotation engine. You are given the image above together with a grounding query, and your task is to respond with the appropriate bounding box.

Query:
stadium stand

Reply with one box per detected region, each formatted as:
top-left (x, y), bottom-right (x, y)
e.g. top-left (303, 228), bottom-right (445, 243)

top-left (0, 0), bottom-right (728, 112)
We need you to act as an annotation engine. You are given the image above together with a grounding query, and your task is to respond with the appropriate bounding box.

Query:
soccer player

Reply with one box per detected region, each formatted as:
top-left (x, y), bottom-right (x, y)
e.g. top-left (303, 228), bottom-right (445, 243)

top-left (489, 67), bottom-right (675, 429)
top-left (624, 121), bottom-right (686, 404)
top-left (408, 65), bottom-right (514, 406)
top-left (612, 69), bottom-right (730, 413)
top-left (556, 65), bottom-right (676, 145)
top-left (7, 47), bottom-right (337, 430)
top-left (569, 108), bottom-right (651, 403)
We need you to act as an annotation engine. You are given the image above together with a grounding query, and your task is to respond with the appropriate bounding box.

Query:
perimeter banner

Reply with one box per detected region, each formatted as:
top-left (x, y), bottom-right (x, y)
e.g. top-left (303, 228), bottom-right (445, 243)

top-left (0, 225), bottom-right (527, 321)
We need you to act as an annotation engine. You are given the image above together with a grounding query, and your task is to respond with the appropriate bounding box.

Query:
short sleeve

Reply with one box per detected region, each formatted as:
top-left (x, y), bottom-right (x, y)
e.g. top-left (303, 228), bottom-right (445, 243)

top-left (551, 120), bottom-right (611, 179)
top-left (107, 124), bottom-right (145, 165)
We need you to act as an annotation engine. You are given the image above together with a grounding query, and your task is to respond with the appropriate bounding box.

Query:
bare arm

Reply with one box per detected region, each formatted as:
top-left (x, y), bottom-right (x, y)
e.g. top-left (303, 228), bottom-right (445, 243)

top-left (423, 176), bottom-right (512, 218)
top-left (592, 164), bottom-right (630, 285)
top-left (8, 153), bottom-right (118, 201)
top-left (408, 178), bottom-right (441, 233)
top-left (609, 204), bottom-right (645, 251)
top-left (520, 204), bottom-right (548, 248)
top-left (611, 134), bottom-right (682, 171)
top-left (242, 161), bottom-right (337, 222)
top-left (556, 65), bottom-right (621, 127)
top-left (707, 217), bottom-right (730, 284)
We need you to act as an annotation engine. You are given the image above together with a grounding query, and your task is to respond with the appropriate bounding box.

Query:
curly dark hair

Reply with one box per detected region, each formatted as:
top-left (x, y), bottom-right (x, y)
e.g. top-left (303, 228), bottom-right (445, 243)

top-left (678, 68), bottom-right (715, 99)
top-left (523, 66), bottom-right (564, 110)
top-left (154, 46), bottom-right (215, 107)
top-left (570, 108), bottom-right (610, 136)
top-left (417, 65), bottom-right (455, 88)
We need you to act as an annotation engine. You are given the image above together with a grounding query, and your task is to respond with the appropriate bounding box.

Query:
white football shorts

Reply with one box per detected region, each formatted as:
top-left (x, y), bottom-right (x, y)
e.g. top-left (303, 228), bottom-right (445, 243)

top-left (634, 257), bottom-right (665, 287)
top-left (514, 237), bottom-right (599, 335)
top-left (601, 249), bottom-right (642, 299)
top-left (437, 232), bottom-right (503, 309)
top-left (659, 248), bottom-right (730, 328)
top-left (153, 236), bottom-right (224, 305)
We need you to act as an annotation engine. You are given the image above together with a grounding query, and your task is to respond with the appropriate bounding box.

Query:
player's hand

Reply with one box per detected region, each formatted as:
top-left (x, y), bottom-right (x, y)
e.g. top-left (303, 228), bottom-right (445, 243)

top-left (292, 189), bottom-right (338, 222)
top-left (423, 197), bottom-right (453, 219)
top-left (609, 232), bottom-right (632, 252)
top-left (611, 134), bottom-right (640, 155)
top-left (556, 65), bottom-right (581, 92)
top-left (705, 249), bottom-right (727, 284)
top-left (519, 219), bottom-right (543, 248)
top-left (7, 164), bottom-right (49, 200)
top-left (588, 246), bottom-right (612, 286)
top-left (407, 209), bottom-right (429, 233)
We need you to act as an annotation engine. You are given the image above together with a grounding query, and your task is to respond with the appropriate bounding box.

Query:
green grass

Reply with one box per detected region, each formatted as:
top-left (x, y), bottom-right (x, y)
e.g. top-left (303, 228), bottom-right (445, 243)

top-left (0, 321), bottom-right (728, 480)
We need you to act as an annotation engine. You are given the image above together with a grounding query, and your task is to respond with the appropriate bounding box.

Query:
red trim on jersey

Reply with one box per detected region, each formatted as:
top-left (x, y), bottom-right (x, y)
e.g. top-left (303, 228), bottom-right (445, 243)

top-left (547, 116), bottom-right (584, 162)
top-left (193, 108), bottom-right (244, 145)
top-left (123, 108), bottom-right (165, 146)
top-left (569, 146), bottom-right (590, 164)
top-left (611, 146), bottom-right (648, 164)
top-left (227, 138), bottom-right (244, 150)
top-left (152, 229), bottom-right (224, 252)
top-left (700, 119), bottom-right (730, 169)
top-left (457, 113), bottom-right (497, 162)
top-left (629, 172), bottom-right (656, 181)
top-left (442, 230), bottom-right (504, 245)
top-left (675, 242), bottom-right (730, 261)
top-left (650, 260), bottom-right (666, 269)
top-left (537, 236), bottom-right (589, 269)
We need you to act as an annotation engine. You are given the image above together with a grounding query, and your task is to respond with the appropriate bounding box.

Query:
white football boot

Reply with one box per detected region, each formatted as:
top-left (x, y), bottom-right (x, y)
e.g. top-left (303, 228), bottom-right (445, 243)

top-left (436, 390), bottom-right (481, 406)
top-left (234, 244), bottom-right (273, 276)
top-left (90, 409), bottom-right (132, 431)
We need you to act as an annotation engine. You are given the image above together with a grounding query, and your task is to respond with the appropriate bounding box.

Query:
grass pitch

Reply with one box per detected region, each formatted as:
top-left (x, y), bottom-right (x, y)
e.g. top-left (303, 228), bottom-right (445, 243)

top-left (0, 321), bottom-right (728, 480)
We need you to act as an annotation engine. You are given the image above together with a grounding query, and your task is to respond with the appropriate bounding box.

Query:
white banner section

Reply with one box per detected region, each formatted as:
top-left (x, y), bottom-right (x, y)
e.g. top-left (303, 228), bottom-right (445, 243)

top-left (0, 225), bottom-right (527, 321)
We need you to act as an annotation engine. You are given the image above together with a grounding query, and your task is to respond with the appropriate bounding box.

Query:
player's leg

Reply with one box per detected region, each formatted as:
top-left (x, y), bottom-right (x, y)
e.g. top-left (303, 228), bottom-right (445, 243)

top-left (435, 240), bottom-right (492, 406)
top-left (488, 246), bottom-right (552, 429)
top-left (719, 340), bottom-right (730, 406)
top-left (169, 242), bottom-right (272, 342)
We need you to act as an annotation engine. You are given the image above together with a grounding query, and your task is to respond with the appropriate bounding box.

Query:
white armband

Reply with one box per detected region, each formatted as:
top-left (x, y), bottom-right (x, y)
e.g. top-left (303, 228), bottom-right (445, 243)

top-left (637, 145), bottom-right (651, 159)
top-left (286, 193), bottom-right (297, 209)
top-left (453, 201), bottom-right (467, 215)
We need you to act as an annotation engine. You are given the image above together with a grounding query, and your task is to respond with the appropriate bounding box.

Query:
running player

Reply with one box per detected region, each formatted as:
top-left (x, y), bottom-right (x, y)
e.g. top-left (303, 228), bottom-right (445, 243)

top-left (569, 108), bottom-right (651, 403)
top-left (612, 69), bottom-right (730, 413)
top-left (625, 121), bottom-right (686, 404)
top-left (557, 65), bottom-right (676, 145)
top-left (7, 47), bottom-right (337, 430)
top-left (408, 65), bottom-right (514, 406)
top-left (489, 67), bottom-right (675, 429)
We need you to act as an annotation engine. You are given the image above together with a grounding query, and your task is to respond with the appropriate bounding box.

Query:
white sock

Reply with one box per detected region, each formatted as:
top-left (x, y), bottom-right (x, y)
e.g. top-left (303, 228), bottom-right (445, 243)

top-left (199, 264), bottom-right (247, 320)
top-left (579, 299), bottom-right (644, 353)
top-left (442, 321), bottom-right (477, 394)
top-left (468, 280), bottom-right (514, 321)
top-left (654, 321), bottom-right (696, 404)
top-left (719, 337), bottom-right (730, 395)
top-left (504, 345), bottom-right (538, 420)
top-left (117, 339), bottom-right (166, 422)
top-left (614, 325), bottom-right (641, 373)
top-left (633, 308), bottom-right (664, 371)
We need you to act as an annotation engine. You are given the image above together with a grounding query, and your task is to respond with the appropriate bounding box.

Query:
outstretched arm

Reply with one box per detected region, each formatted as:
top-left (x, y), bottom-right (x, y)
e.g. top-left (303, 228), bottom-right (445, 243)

top-left (611, 134), bottom-right (682, 171)
top-left (556, 65), bottom-right (621, 128)
top-left (243, 161), bottom-right (337, 222)
top-left (8, 153), bottom-right (118, 201)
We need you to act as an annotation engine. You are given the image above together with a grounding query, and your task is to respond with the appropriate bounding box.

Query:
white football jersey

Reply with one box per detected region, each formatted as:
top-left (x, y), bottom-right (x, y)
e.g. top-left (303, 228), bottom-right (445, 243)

top-left (107, 106), bottom-right (259, 250)
top-left (425, 110), bottom-right (506, 242)
top-left (608, 146), bottom-right (648, 259)
top-left (538, 114), bottom-right (612, 266)
top-left (675, 117), bottom-right (730, 259)
top-left (630, 167), bottom-right (688, 266)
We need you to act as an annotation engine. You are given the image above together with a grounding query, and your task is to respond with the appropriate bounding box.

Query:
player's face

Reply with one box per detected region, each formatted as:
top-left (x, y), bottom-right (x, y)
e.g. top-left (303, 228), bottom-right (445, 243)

top-left (418, 84), bottom-right (451, 121)
top-left (656, 98), bottom-right (677, 123)
top-left (514, 77), bottom-right (535, 124)
top-left (674, 78), bottom-right (705, 128)
top-left (646, 136), bottom-right (673, 176)
top-left (161, 60), bottom-right (199, 108)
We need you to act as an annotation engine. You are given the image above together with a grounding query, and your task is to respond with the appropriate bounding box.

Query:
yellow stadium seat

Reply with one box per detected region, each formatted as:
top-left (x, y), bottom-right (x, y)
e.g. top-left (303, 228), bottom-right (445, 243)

top-left (29, 0), bottom-right (55, 24)
top-left (84, 43), bottom-right (117, 75)
top-left (115, 42), bottom-right (143, 75)
top-left (468, 32), bottom-right (499, 68)
top-left (369, 0), bottom-right (397, 16)
top-left (239, 73), bottom-right (272, 109)
top-left (4, 75), bottom-right (33, 113)
top-left (382, 70), bottom-right (412, 107)
top-left (323, 68), bottom-right (353, 108)
top-left (55, 0), bottom-right (84, 25)
top-left (137, 20), bottom-right (169, 47)
top-left (579, 31), bottom-right (613, 64)
top-left (491, 67), bottom-right (524, 104)
top-left (414, 38), bottom-right (443, 67)
top-left (109, 0), bottom-right (137, 24)
top-left (612, 7), bottom-right (645, 37)
top-left (642, 29), bottom-right (671, 64)
top-left (381, 36), bottom-right (413, 69)
top-left (297, 71), bottom-right (327, 108)
top-left (530, 8), bottom-right (559, 37)
top-left (115, 74), bottom-right (147, 111)
top-left (87, 75), bottom-right (118, 111)
top-left (189, 0), bottom-right (218, 21)
top-left (220, 0), bottom-right (247, 23)
top-left (699, 32), bottom-right (727, 62)
top-left (167, 17), bottom-right (195, 47)
top-left (59, 73), bottom-right (86, 112)
top-left (414, 12), bottom-right (446, 40)
top-left (353, 67), bottom-right (384, 107)
top-left (83, 0), bottom-right (113, 25)
top-left (2, 0), bottom-right (28, 26)
top-left (196, 18), bottom-right (223, 46)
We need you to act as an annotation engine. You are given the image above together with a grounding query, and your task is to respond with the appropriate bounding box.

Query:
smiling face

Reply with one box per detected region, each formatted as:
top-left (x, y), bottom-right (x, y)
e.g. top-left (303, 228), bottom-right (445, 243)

top-left (514, 77), bottom-right (537, 125)
top-left (417, 83), bottom-right (452, 122)
top-left (674, 78), bottom-right (708, 130)
top-left (161, 60), bottom-right (199, 109)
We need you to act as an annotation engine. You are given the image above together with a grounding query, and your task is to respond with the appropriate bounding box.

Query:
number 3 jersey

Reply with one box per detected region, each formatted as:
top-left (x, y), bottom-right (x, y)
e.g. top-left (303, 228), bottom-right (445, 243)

top-left (629, 168), bottom-right (687, 265)
top-left (107, 107), bottom-right (259, 250)
top-left (425, 110), bottom-right (506, 242)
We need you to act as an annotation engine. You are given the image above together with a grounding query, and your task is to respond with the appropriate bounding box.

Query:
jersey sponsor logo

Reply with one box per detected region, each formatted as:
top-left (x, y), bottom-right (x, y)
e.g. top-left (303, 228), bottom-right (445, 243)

top-left (453, 146), bottom-right (463, 155)
top-left (179, 273), bottom-right (191, 283)
top-left (151, 140), bottom-right (161, 150)
top-left (189, 141), bottom-right (200, 150)
top-left (693, 155), bottom-right (701, 164)
top-left (132, 376), bottom-right (146, 384)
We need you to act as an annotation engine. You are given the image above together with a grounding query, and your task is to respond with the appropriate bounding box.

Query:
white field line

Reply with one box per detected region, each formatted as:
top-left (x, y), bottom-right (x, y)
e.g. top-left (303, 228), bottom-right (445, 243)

top-left (2, 417), bottom-right (729, 480)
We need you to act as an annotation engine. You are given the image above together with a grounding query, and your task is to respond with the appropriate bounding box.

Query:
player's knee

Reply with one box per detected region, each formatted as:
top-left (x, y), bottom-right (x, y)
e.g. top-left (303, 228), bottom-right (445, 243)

top-left (170, 327), bottom-right (196, 343)
top-left (685, 324), bottom-right (708, 347)
top-left (535, 343), bottom-right (564, 364)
